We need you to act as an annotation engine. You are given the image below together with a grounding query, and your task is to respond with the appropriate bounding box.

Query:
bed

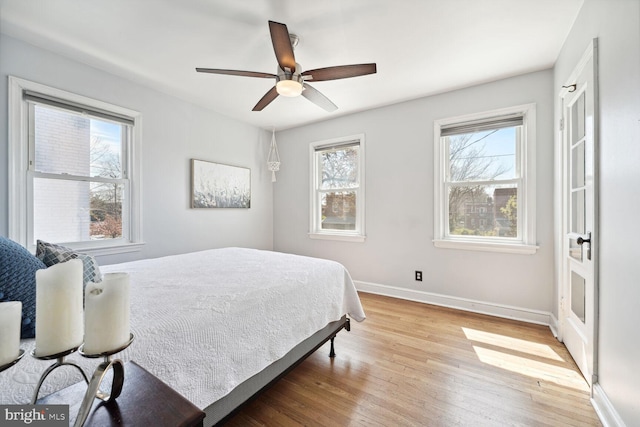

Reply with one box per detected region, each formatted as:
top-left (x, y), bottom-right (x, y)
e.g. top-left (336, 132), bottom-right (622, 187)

top-left (0, 247), bottom-right (366, 425)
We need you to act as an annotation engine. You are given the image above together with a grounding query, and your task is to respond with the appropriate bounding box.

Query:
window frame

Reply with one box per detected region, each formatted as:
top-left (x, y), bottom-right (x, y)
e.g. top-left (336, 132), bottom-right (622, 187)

top-left (8, 76), bottom-right (144, 255)
top-left (433, 104), bottom-right (538, 254)
top-left (309, 134), bottom-right (366, 242)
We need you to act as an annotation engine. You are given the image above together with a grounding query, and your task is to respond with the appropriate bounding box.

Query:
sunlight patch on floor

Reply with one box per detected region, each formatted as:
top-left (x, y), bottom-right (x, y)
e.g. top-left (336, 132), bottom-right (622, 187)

top-left (462, 327), bottom-right (564, 361)
top-left (471, 346), bottom-right (588, 391)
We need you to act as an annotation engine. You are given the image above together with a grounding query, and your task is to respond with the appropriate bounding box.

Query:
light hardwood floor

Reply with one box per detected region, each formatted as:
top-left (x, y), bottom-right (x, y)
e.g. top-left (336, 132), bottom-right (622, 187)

top-left (225, 292), bottom-right (602, 426)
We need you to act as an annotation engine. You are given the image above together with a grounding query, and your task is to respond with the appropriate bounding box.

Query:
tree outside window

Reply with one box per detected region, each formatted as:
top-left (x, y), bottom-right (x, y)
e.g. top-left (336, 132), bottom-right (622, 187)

top-left (446, 127), bottom-right (519, 238)
top-left (310, 135), bottom-right (365, 242)
top-left (31, 104), bottom-right (128, 244)
top-left (434, 104), bottom-right (537, 254)
top-left (9, 76), bottom-right (141, 253)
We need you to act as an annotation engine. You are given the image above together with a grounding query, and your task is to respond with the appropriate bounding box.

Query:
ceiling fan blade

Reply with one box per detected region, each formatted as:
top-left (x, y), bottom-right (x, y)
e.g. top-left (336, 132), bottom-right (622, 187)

top-left (253, 86), bottom-right (279, 111)
top-left (268, 21), bottom-right (296, 72)
top-left (302, 63), bottom-right (377, 82)
top-left (195, 68), bottom-right (276, 79)
top-left (302, 83), bottom-right (337, 112)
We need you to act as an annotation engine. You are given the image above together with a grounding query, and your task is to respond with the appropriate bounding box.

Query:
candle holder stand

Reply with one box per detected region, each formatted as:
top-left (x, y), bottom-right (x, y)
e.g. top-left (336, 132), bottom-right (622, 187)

top-left (74, 333), bottom-right (134, 427)
top-left (30, 346), bottom-right (89, 404)
top-left (0, 349), bottom-right (26, 373)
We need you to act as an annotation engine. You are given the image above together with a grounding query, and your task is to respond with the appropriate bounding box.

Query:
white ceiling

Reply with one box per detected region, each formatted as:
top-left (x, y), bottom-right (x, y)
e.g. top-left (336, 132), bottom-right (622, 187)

top-left (0, 0), bottom-right (583, 130)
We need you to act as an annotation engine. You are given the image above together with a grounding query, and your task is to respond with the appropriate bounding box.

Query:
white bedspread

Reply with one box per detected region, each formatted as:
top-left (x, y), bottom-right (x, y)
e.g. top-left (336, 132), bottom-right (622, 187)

top-left (0, 247), bottom-right (365, 408)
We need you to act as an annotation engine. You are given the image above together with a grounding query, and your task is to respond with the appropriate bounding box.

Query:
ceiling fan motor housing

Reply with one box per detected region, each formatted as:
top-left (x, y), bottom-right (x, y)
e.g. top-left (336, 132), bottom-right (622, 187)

top-left (276, 63), bottom-right (304, 97)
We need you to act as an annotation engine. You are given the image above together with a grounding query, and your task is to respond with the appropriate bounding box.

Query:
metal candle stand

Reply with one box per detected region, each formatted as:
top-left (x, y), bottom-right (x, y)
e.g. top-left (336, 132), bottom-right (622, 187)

top-left (74, 333), bottom-right (134, 427)
top-left (30, 346), bottom-right (89, 403)
top-left (27, 334), bottom-right (134, 427)
top-left (0, 349), bottom-right (26, 373)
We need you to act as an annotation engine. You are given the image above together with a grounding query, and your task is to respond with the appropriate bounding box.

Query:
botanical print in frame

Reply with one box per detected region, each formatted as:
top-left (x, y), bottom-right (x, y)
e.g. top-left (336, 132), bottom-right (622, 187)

top-left (191, 159), bottom-right (251, 208)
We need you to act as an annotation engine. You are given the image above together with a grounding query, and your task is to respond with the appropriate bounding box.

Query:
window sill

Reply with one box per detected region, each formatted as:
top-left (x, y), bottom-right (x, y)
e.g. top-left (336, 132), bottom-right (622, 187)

top-left (67, 241), bottom-right (145, 257)
top-left (309, 232), bottom-right (366, 243)
top-left (433, 239), bottom-right (538, 254)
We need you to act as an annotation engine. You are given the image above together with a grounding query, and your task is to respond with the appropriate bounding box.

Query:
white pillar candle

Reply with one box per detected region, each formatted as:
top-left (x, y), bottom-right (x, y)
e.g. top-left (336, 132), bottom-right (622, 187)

top-left (0, 301), bottom-right (22, 366)
top-left (35, 259), bottom-right (84, 357)
top-left (83, 273), bottom-right (130, 355)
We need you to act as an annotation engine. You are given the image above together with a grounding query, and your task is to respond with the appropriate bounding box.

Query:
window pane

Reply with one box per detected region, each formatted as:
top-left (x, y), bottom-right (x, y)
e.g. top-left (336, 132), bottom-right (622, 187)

top-left (321, 191), bottom-right (356, 231)
top-left (571, 271), bottom-right (586, 323)
top-left (90, 181), bottom-right (124, 239)
top-left (90, 121), bottom-right (123, 179)
top-left (34, 104), bottom-right (123, 178)
top-left (569, 237), bottom-right (583, 261)
top-left (319, 146), bottom-right (359, 190)
top-left (33, 177), bottom-right (123, 243)
top-left (571, 92), bottom-right (586, 144)
top-left (571, 189), bottom-right (585, 234)
top-left (449, 184), bottom-right (517, 237)
top-left (571, 140), bottom-right (585, 189)
top-left (447, 127), bottom-right (518, 181)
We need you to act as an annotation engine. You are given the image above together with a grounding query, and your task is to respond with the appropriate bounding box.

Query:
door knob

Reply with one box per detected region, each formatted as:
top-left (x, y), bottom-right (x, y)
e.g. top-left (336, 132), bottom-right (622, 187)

top-left (576, 232), bottom-right (592, 260)
top-left (577, 234), bottom-right (591, 245)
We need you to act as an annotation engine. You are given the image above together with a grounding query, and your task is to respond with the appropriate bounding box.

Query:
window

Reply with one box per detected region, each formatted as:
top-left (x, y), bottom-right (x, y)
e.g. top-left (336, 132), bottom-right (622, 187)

top-left (309, 135), bottom-right (365, 242)
top-left (433, 104), bottom-right (537, 254)
top-left (8, 77), bottom-right (143, 255)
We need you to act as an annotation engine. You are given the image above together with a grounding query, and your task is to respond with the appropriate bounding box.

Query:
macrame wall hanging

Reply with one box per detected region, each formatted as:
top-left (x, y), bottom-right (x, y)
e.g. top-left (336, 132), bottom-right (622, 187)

top-left (267, 128), bottom-right (280, 182)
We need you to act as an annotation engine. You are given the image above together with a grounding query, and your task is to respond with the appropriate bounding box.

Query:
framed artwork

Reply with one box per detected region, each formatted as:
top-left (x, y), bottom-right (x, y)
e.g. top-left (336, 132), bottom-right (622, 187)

top-left (191, 159), bottom-right (251, 208)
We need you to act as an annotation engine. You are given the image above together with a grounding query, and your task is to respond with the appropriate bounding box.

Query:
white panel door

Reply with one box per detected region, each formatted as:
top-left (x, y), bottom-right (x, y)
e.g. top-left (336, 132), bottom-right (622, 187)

top-left (560, 39), bottom-right (598, 386)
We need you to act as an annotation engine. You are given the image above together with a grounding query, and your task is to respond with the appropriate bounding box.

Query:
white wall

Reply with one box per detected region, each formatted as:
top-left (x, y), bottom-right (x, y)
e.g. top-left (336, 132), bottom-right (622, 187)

top-left (554, 0), bottom-right (640, 425)
top-left (273, 70), bottom-right (555, 318)
top-left (0, 34), bottom-right (274, 265)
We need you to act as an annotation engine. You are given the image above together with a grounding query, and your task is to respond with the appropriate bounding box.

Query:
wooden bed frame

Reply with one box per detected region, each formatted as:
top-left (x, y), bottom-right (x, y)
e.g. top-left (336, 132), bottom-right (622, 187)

top-left (204, 315), bottom-right (351, 426)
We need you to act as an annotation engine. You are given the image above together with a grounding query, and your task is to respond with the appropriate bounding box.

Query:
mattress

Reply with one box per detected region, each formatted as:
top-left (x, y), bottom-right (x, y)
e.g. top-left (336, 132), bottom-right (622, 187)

top-left (0, 247), bottom-right (365, 408)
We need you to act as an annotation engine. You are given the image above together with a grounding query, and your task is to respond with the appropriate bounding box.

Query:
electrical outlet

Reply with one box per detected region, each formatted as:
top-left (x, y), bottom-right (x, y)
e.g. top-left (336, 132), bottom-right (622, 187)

top-left (415, 271), bottom-right (422, 281)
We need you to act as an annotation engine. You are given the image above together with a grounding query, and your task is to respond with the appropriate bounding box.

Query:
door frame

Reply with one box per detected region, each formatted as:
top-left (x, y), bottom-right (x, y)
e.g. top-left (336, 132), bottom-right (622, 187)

top-left (557, 38), bottom-right (600, 387)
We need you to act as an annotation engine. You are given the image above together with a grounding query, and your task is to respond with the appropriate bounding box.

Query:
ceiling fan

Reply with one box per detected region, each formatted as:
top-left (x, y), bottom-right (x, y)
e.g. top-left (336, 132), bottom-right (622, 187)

top-left (196, 20), bottom-right (377, 112)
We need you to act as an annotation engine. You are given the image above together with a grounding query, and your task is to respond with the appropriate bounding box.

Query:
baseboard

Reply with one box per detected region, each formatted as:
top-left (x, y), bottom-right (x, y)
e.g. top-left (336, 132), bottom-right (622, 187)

top-left (354, 280), bottom-right (552, 326)
top-left (548, 312), bottom-right (559, 338)
top-left (592, 383), bottom-right (627, 427)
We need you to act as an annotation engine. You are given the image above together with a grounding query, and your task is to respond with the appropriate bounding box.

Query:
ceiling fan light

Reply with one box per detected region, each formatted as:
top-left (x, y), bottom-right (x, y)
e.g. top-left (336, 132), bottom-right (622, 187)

top-left (276, 79), bottom-right (303, 97)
